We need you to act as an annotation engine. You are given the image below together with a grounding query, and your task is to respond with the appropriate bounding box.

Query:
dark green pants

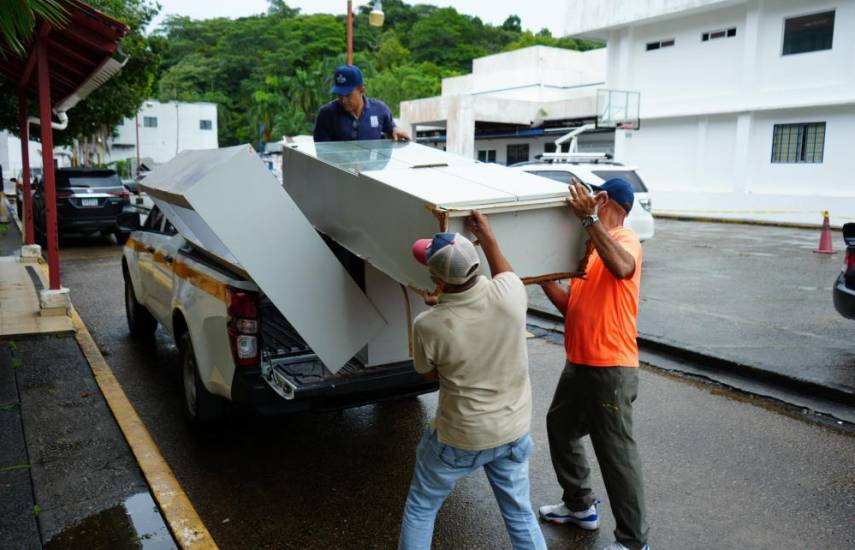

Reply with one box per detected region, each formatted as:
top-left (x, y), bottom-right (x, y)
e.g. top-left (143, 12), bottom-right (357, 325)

top-left (546, 361), bottom-right (649, 549)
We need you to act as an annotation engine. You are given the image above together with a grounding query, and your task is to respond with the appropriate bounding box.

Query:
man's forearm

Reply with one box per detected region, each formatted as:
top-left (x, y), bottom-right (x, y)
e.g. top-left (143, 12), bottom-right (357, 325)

top-left (540, 281), bottom-right (568, 316)
top-left (587, 222), bottom-right (635, 279)
top-left (479, 233), bottom-right (512, 277)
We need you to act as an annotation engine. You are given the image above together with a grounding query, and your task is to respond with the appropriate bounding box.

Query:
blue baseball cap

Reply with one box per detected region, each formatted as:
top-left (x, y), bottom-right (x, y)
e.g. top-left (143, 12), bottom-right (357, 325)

top-left (330, 65), bottom-right (364, 96)
top-left (594, 178), bottom-right (634, 213)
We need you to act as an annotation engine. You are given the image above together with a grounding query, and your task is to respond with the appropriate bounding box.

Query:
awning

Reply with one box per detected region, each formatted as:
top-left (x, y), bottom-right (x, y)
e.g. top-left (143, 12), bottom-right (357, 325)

top-left (0, 0), bottom-right (129, 110)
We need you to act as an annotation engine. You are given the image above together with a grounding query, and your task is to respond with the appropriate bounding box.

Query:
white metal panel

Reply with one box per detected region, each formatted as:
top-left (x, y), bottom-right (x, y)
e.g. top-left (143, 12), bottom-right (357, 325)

top-left (436, 163), bottom-right (571, 203)
top-left (142, 145), bottom-right (386, 373)
top-left (284, 140), bottom-right (591, 289)
top-left (363, 167), bottom-right (518, 207)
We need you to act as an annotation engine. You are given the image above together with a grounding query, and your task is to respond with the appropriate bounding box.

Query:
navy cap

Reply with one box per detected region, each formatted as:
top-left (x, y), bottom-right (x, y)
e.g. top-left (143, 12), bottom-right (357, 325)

top-left (595, 178), bottom-right (634, 213)
top-left (330, 65), bottom-right (364, 95)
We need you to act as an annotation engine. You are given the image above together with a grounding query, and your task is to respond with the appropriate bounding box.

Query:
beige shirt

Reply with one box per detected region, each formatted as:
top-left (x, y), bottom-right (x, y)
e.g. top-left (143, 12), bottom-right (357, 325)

top-left (413, 273), bottom-right (532, 451)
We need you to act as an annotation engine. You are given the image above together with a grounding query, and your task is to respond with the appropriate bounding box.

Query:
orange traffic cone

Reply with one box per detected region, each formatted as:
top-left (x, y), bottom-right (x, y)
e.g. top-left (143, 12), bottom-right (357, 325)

top-left (814, 211), bottom-right (834, 254)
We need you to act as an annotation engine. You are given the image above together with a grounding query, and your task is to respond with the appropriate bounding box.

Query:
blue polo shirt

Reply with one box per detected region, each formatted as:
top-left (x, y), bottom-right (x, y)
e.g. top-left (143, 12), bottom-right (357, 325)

top-left (313, 96), bottom-right (396, 142)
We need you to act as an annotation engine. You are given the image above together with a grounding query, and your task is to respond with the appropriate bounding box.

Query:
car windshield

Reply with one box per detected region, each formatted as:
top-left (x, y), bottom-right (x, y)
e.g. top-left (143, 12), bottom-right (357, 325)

top-left (591, 170), bottom-right (648, 193)
top-left (57, 172), bottom-right (122, 188)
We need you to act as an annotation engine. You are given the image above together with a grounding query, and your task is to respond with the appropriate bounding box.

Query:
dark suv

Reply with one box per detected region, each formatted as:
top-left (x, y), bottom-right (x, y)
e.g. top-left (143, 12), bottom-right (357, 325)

top-left (833, 223), bottom-right (855, 319)
top-left (33, 168), bottom-right (138, 244)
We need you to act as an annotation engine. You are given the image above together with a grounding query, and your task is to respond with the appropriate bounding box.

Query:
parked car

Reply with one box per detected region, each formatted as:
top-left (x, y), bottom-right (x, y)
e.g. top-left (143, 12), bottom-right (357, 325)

top-left (833, 223), bottom-right (855, 319)
top-left (512, 160), bottom-right (655, 241)
top-left (122, 205), bottom-right (436, 423)
top-left (31, 167), bottom-right (139, 244)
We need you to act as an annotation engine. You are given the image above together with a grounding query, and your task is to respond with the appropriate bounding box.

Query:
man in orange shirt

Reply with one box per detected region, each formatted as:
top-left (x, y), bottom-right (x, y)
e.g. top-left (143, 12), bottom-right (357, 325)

top-left (538, 178), bottom-right (649, 550)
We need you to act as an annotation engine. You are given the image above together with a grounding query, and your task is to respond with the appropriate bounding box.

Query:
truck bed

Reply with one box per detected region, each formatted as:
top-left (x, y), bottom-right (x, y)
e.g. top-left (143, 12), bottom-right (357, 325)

top-left (259, 296), bottom-right (409, 400)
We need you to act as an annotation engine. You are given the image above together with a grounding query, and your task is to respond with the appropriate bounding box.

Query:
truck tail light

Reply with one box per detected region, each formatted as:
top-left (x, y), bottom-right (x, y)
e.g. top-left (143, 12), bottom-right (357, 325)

top-left (845, 249), bottom-right (855, 274)
top-left (227, 287), bottom-right (259, 367)
top-left (56, 191), bottom-right (73, 199)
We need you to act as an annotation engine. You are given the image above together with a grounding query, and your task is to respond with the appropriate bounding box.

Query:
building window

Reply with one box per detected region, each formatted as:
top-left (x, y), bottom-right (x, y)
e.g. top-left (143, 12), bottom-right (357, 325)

top-left (477, 149), bottom-right (497, 163)
top-left (702, 27), bottom-right (737, 41)
top-left (506, 144), bottom-right (529, 165)
top-left (544, 143), bottom-right (571, 154)
top-left (199, 119), bottom-right (213, 130)
top-left (646, 38), bottom-right (675, 51)
top-left (771, 122), bottom-right (825, 163)
top-left (143, 116), bottom-right (157, 128)
top-left (782, 11), bottom-right (834, 55)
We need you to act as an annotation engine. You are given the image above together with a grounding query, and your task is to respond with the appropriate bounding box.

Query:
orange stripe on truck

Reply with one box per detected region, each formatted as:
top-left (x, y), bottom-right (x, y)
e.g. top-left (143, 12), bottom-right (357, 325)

top-left (173, 261), bottom-right (228, 303)
top-left (126, 237), bottom-right (227, 303)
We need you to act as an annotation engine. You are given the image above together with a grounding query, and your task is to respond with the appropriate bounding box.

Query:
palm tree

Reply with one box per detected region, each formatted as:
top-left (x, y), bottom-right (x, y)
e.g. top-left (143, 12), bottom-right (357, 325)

top-left (0, 0), bottom-right (69, 58)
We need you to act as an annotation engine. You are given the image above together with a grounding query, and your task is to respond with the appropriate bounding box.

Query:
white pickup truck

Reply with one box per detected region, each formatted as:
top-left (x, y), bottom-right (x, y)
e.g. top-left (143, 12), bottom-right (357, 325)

top-left (121, 205), bottom-right (437, 422)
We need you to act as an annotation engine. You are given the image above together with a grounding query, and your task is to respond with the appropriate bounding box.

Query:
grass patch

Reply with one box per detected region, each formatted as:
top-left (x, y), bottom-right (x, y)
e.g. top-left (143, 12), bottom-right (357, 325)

top-left (33, 504), bottom-right (41, 516)
top-left (0, 463), bottom-right (31, 473)
top-left (0, 401), bottom-right (18, 411)
top-left (11, 357), bottom-right (22, 369)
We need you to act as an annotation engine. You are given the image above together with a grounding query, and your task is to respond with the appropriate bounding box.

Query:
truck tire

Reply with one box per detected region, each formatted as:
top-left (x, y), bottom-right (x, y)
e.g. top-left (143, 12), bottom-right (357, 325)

top-left (179, 332), bottom-right (225, 423)
top-left (124, 270), bottom-right (157, 338)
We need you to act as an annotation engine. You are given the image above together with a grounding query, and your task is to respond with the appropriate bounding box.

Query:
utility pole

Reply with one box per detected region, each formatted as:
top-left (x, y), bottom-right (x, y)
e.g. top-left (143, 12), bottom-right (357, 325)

top-left (346, 0), bottom-right (353, 65)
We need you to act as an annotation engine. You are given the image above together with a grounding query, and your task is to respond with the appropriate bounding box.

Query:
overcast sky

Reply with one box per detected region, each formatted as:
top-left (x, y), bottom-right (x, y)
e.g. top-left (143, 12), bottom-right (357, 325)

top-left (149, 1), bottom-right (568, 37)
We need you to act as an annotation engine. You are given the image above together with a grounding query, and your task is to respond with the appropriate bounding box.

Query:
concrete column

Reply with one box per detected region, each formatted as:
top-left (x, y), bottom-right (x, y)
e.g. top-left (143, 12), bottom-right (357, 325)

top-left (694, 116), bottom-right (709, 189)
top-left (733, 112), bottom-right (753, 193)
top-left (445, 95), bottom-right (475, 159)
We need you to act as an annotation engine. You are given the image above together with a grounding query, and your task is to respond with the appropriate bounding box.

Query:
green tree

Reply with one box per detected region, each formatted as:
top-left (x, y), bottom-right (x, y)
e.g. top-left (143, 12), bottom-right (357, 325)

top-left (0, 0), bottom-right (68, 57)
top-left (367, 63), bottom-right (450, 117)
top-left (501, 15), bottom-right (521, 33)
top-left (0, 0), bottom-right (163, 149)
top-left (408, 8), bottom-right (488, 72)
top-left (374, 31), bottom-right (410, 71)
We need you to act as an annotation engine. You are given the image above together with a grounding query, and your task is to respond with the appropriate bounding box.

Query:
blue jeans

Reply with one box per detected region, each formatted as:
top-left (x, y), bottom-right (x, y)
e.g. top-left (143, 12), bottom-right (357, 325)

top-left (398, 429), bottom-right (546, 550)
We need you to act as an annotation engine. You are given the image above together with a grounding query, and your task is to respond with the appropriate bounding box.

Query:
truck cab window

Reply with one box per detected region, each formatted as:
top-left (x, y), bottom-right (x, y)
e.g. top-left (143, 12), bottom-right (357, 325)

top-left (143, 207), bottom-right (164, 232)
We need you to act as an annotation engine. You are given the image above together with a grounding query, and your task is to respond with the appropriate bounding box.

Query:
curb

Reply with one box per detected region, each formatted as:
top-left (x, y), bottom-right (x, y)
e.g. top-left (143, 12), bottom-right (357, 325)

top-left (527, 307), bottom-right (854, 407)
top-left (30, 258), bottom-right (217, 549)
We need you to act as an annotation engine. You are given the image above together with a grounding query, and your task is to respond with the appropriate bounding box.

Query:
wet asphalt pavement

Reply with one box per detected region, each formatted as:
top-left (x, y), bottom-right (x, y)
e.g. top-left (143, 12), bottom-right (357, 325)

top-left (528, 218), bottom-right (855, 399)
top-left (57, 234), bottom-right (855, 549)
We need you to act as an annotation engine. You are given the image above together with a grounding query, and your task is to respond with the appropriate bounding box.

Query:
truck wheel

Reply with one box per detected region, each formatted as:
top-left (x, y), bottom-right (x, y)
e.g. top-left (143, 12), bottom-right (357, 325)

top-left (124, 270), bottom-right (157, 338)
top-left (179, 332), bottom-right (225, 423)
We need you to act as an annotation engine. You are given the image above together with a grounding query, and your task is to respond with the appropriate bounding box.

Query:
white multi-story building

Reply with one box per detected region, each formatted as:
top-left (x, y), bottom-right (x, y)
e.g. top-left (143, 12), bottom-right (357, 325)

top-left (400, 46), bottom-right (614, 165)
top-left (109, 100), bottom-right (218, 167)
top-left (565, 0), bottom-right (855, 226)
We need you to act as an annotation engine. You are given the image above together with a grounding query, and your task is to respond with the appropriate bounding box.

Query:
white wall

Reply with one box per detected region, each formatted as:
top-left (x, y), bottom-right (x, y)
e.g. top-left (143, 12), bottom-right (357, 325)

top-left (622, 107), bottom-right (855, 225)
top-left (606, 0), bottom-right (855, 118)
top-left (0, 131), bottom-right (43, 178)
top-left (442, 46), bottom-right (606, 102)
top-left (110, 100), bottom-right (218, 164)
top-left (575, 0), bottom-right (855, 225)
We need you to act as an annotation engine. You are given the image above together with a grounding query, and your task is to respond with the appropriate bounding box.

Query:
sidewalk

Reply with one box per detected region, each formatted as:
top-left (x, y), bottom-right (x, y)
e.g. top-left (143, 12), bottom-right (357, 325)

top-left (528, 218), bottom-right (854, 417)
top-left (0, 219), bottom-right (174, 548)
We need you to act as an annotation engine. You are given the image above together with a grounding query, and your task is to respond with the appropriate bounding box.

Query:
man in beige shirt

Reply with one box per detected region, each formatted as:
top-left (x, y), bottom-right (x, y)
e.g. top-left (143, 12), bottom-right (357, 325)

top-left (398, 211), bottom-right (546, 550)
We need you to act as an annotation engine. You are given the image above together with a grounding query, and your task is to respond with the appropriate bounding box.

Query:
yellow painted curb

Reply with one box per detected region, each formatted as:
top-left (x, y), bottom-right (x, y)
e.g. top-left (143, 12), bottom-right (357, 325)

top-left (34, 260), bottom-right (218, 550)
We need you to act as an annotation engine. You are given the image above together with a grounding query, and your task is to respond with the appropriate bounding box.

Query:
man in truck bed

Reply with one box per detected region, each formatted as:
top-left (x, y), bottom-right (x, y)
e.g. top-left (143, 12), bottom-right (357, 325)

top-left (398, 211), bottom-right (546, 550)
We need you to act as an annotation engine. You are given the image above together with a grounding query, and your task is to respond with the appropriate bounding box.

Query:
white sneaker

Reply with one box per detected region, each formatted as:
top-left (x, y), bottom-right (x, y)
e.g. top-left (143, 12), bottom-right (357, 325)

top-left (538, 501), bottom-right (599, 530)
top-left (602, 543), bottom-right (649, 550)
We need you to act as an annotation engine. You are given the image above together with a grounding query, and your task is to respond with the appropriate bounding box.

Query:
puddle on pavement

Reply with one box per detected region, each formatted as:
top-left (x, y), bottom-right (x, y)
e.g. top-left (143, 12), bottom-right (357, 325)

top-left (44, 492), bottom-right (175, 550)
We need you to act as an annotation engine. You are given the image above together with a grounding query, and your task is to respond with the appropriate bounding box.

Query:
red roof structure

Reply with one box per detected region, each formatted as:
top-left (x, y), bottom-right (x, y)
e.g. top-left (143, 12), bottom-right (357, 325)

top-left (0, 1), bottom-right (129, 289)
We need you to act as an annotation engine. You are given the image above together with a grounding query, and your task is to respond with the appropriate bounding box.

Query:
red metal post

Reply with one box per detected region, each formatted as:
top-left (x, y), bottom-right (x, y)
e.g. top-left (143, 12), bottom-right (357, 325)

top-left (18, 93), bottom-right (34, 244)
top-left (37, 43), bottom-right (60, 289)
top-left (346, 0), bottom-right (353, 65)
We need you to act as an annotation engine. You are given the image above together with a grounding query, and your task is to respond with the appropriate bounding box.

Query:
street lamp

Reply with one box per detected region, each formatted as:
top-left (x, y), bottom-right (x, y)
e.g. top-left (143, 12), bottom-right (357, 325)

top-left (369, 1), bottom-right (385, 27)
top-left (346, 1), bottom-right (384, 65)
